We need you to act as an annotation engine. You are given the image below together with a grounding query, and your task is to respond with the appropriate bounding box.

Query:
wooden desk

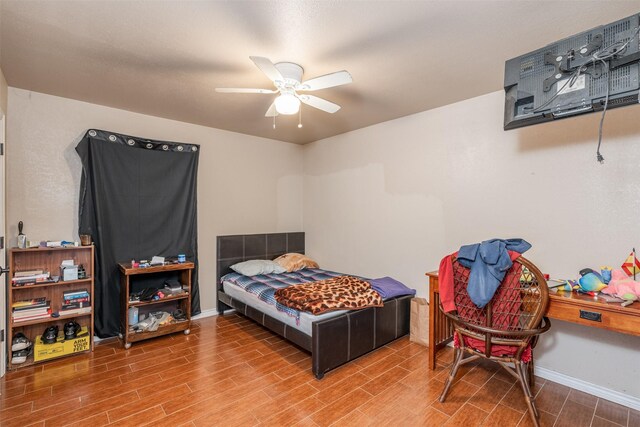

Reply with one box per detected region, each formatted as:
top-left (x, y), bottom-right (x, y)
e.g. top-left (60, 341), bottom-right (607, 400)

top-left (426, 271), bottom-right (640, 369)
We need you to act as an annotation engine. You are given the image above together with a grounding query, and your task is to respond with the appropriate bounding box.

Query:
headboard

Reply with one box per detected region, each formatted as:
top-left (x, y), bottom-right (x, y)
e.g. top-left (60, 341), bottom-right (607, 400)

top-left (216, 232), bottom-right (305, 287)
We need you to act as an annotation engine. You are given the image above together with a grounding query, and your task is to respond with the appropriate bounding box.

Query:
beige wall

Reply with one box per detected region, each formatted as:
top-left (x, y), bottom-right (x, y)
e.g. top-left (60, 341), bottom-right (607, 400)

top-left (6, 87), bottom-right (304, 314)
top-left (7, 83), bottom-right (640, 399)
top-left (303, 90), bottom-right (640, 398)
top-left (0, 67), bottom-right (7, 114)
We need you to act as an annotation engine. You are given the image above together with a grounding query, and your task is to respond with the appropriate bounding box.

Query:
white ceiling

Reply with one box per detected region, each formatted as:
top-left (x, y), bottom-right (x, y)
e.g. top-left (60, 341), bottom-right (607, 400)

top-left (1, 1), bottom-right (639, 144)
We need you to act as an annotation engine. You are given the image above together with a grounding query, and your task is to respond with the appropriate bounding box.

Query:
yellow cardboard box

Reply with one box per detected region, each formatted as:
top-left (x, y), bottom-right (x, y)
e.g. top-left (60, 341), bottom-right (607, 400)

top-left (34, 326), bottom-right (90, 362)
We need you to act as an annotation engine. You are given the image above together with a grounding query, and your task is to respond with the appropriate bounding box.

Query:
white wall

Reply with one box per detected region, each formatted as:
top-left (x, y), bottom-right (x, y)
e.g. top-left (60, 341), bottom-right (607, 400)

top-left (6, 88), bottom-right (304, 314)
top-left (303, 90), bottom-right (640, 398)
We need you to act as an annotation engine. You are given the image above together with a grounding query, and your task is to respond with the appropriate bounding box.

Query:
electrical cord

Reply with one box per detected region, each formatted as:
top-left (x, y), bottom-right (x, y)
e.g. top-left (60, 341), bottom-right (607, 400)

top-left (529, 25), bottom-right (639, 163)
top-left (595, 59), bottom-right (610, 163)
top-left (590, 25), bottom-right (640, 163)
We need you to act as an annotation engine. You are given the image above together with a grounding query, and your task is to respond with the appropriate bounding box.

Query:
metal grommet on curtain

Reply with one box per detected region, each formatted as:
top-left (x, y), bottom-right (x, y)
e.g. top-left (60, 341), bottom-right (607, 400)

top-left (162, 144), bottom-right (169, 151)
top-left (177, 145), bottom-right (184, 152)
top-left (192, 146), bottom-right (198, 152)
top-left (127, 139), bottom-right (135, 146)
top-left (88, 130), bottom-right (97, 137)
top-left (146, 143), bottom-right (153, 149)
top-left (109, 135), bottom-right (117, 142)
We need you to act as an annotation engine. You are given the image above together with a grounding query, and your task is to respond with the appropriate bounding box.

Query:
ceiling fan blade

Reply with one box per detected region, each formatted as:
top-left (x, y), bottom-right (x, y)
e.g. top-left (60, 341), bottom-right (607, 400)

top-left (215, 88), bottom-right (276, 94)
top-left (299, 70), bottom-right (352, 91)
top-left (299, 95), bottom-right (341, 113)
top-left (250, 56), bottom-right (284, 83)
top-left (265, 101), bottom-right (279, 117)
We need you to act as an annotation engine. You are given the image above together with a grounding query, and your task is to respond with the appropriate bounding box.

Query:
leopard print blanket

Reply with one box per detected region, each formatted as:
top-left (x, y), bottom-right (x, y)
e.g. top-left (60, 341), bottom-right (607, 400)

top-left (274, 275), bottom-right (383, 315)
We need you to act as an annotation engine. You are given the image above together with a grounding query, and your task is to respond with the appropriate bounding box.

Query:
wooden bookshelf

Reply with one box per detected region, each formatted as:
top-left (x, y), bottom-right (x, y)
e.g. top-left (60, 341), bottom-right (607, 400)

top-left (118, 261), bottom-right (194, 349)
top-left (8, 246), bottom-right (95, 369)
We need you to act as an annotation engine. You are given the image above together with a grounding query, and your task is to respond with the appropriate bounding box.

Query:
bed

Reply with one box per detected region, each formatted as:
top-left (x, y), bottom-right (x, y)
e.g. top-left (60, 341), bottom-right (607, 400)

top-left (216, 232), bottom-right (411, 379)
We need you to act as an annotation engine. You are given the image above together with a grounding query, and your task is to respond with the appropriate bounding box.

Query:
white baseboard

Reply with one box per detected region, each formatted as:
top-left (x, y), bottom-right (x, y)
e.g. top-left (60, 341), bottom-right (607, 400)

top-left (192, 308), bottom-right (220, 320)
top-left (535, 366), bottom-right (640, 411)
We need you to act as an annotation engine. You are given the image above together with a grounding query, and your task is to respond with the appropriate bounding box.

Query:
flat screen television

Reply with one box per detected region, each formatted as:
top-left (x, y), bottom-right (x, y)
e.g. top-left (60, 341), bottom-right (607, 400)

top-left (504, 13), bottom-right (640, 130)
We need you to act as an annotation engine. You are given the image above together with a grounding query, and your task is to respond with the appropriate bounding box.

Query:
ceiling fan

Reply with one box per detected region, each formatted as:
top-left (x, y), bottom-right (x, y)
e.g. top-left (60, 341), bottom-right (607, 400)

top-left (216, 56), bottom-right (352, 118)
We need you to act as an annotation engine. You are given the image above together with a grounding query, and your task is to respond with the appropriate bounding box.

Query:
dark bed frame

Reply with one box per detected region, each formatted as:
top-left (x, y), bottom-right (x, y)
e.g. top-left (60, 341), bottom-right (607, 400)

top-left (216, 232), bottom-right (411, 379)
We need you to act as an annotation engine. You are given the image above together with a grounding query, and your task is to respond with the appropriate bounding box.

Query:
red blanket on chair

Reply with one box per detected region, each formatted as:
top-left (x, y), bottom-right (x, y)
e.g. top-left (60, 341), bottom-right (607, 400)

top-left (454, 334), bottom-right (532, 362)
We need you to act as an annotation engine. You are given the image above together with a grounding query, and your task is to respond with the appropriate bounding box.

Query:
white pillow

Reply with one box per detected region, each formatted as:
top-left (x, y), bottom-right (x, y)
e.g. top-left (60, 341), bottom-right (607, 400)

top-left (230, 260), bottom-right (286, 276)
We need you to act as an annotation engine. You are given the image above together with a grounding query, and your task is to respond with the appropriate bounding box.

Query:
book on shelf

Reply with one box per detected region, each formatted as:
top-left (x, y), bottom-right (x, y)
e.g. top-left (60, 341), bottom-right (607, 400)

top-left (64, 294), bottom-right (89, 301)
top-left (62, 289), bottom-right (91, 308)
top-left (12, 276), bottom-right (58, 287)
top-left (64, 290), bottom-right (89, 296)
top-left (13, 309), bottom-right (52, 322)
top-left (13, 310), bottom-right (51, 319)
top-left (62, 301), bottom-right (90, 309)
top-left (63, 289), bottom-right (89, 298)
top-left (12, 272), bottom-right (51, 283)
top-left (64, 297), bottom-right (91, 304)
top-left (60, 307), bottom-right (91, 316)
top-left (12, 297), bottom-right (47, 308)
top-left (14, 270), bottom-right (44, 277)
top-left (13, 303), bottom-right (51, 317)
top-left (64, 294), bottom-right (90, 300)
top-left (14, 302), bottom-right (49, 311)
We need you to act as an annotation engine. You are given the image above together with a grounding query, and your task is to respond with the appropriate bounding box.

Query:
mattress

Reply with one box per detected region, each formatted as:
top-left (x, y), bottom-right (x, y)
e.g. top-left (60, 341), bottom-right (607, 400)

top-left (223, 280), bottom-right (346, 335)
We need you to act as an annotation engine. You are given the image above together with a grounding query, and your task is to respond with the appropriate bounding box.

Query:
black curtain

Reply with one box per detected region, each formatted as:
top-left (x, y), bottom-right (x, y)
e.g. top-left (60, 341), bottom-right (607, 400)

top-left (76, 129), bottom-right (200, 338)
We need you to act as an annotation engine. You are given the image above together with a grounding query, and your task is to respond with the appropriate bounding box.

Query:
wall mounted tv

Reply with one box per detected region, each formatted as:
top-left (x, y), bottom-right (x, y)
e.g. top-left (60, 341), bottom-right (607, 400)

top-left (504, 13), bottom-right (640, 130)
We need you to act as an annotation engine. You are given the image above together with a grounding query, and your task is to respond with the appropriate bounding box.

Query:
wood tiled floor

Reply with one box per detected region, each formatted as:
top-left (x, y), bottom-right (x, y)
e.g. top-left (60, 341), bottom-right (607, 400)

top-left (1, 314), bottom-right (638, 426)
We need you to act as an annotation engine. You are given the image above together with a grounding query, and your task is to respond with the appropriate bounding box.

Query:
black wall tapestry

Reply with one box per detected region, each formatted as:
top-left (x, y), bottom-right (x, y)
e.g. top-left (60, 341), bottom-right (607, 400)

top-left (76, 129), bottom-right (200, 338)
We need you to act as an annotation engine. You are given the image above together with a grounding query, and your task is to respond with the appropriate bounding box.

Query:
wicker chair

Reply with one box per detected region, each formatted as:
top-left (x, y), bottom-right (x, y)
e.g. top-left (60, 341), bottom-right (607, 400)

top-left (439, 256), bottom-right (551, 427)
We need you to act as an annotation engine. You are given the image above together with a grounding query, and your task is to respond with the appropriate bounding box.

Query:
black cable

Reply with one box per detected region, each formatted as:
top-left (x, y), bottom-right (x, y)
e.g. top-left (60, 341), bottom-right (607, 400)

top-left (596, 59), bottom-right (610, 164)
top-left (590, 25), bottom-right (640, 164)
top-left (523, 25), bottom-right (639, 163)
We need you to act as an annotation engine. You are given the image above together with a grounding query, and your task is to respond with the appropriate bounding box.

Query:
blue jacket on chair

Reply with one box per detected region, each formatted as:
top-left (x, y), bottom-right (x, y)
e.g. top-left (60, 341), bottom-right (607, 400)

top-left (457, 238), bottom-right (531, 308)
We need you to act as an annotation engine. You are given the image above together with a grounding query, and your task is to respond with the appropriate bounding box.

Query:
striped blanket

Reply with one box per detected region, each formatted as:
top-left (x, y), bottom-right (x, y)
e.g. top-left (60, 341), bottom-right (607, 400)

top-left (221, 268), bottom-right (346, 324)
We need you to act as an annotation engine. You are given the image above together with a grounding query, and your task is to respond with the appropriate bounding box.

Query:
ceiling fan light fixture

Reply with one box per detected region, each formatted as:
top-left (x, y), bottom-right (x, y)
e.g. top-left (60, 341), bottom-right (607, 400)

top-left (218, 57), bottom-right (351, 120)
top-left (274, 93), bottom-right (300, 115)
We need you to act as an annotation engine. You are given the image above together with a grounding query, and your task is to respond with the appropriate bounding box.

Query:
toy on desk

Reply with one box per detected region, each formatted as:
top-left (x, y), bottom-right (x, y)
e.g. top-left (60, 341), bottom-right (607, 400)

top-left (552, 268), bottom-right (607, 296)
top-left (552, 279), bottom-right (578, 292)
top-left (577, 268), bottom-right (608, 293)
top-left (600, 269), bottom-right (640, 306)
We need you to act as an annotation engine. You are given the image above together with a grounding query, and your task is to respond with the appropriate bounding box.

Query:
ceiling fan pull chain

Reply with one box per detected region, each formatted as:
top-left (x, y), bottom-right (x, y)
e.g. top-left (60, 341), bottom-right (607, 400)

top-left (298, 108), bottom-right (303, 129)
top-left (273, 115), bottom-right (276, 129)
